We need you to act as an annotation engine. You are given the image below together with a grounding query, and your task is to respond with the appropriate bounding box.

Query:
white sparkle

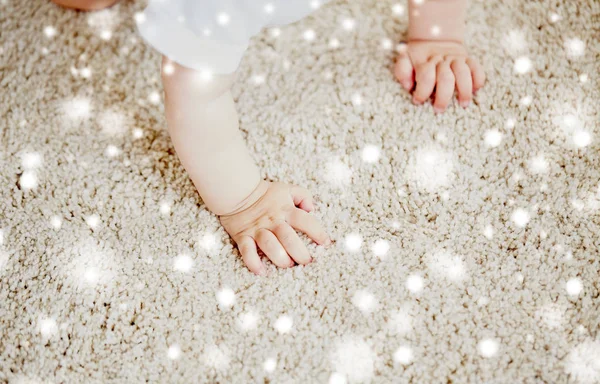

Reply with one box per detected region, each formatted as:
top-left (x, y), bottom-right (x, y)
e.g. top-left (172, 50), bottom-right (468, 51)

top-left (159, 202), bottom-right (171, 215)
top-left (579, 74), bottom-right (588, 83)
top-left (167, 344), bottom-right (181, 360)
top-left (44, 26), bottom-right (57, 38)
top-left (565, 38), bottom-right (586, 57)
top-left (566, 278), bottom-right (583, 296)
top-left (529, 154), bottom-right (549, 173)
top-left (134, 12), bottom-right (146, 24)
top-left (64, 97), bottom-right (91, 120)
top-left (371, 239), bottom-right (390, 259)
top-left (105, 145), bottom-right (120, 157)
top-left (217, 12), bottom-right (230, 26)
top-left (427, 251), bottom-right (466, 282)
top-left (303, 29), bottom-right (316, 41)
top-left (344, 233), bottom-right (362, 252)
top-left (216, 287), bottom-right (235, 307)
top-left (549, 13), bottom-right (561, 23)
top-left (520, 95), bottom-right (532, 106)
top-left (342, 18), bottom-right (356, 31)
top-left (406, 147), bottom-right (454, 192)
top-left (405, 274), bottom-right (424, 293)
top-left (535, 304), bottom-right (564, 328)
top-left (324, 158), bottom-right (352, 186)
top-left (238, 312), bottom-right (259, 331)
top-left (83, 267), bottom-right (100, 284)
top-left (572, 199), bottom-right (585, 211)
top-left (203, 345), bottom-right (230, 370)
top-left (133, 128), bottom-right (144, 139)
top-left (565, 341), bottom-right (600, 384)
top-left (484, 225), bottom-right (495, 239)
top-left (100, 30), bottom-right (112, 40)
top-left (502, 30), bottom-right (528, 54)
top-left (351, 93), bottom-right (362, 106)
top-left (173, 253), bottom-right (194, 272)
top-left (361, 145), bottom-right (380, 163)
top-left (163, 62), bottom-right (175, 75)
top-left (39, 317), bottom-right (58, 338)
top-left (393, 346), bottom-right (414, 365)
top-left (430, 25), bottom-right (440, 36)
top-left (331, 338), bottom-right (375, 383)
top-left (200, 232), bottom-right (218, 251)
top-left (381, 38), bottom-right (393, 50)
top-left (573, 130), bottom-right (592, 148)
top-left (80, 67), bottom-right (92, 78)
top-left (310, 0), bottom-right (321, 9)
top-left (251, 74), bottom-right (265, 85)
top-left (99, 110), bottom-right (126, 136)
top-left (85, 214), bottom-right (100, 229)
top-left (264, 357), bottom-right (277, 372)
top-left (511, 208), bottom-right (530, 228)
top-left (269, 27), bottom-right (281, 38)
top-left (514, 56), bottom-right (532, 74)
top-left (396, 43), bottom-right (407, 53)
top-left (329, 373), bottom-right (347, 384)
top-left (484, 129), bottom-right (503, 147)
top-left (352, 290), bottom-right (378, 313)
top-left (148, 91), bottom-right (161, 105)
top-left (413, 0), bottom-right (424, 4)
top-left (274, 315), bottom-right (293, 334)
top-left (505, 118), bottom-right (516, 129)
top-left (329, 37), bottom-right (340, 49)
top-left (50, 216), bottom-right (62, 229)
top-left (21, 152), bottom-right (42, 169)
top-left (478, 338), bottom-right (499, 358)
top-left (392, 4), bottom-right (404, 15)
top-left (263, 3), bottom-right (275, 14)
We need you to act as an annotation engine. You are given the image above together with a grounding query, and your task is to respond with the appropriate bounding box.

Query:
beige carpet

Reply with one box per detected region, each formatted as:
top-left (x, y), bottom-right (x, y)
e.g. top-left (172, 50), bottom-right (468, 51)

top-left (1, 0), bottom-right (599, 382)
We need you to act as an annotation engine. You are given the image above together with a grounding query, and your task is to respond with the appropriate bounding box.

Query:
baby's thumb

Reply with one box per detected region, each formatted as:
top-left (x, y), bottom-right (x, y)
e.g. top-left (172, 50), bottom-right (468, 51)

top-left (291, 185), bottom-right (315, 212)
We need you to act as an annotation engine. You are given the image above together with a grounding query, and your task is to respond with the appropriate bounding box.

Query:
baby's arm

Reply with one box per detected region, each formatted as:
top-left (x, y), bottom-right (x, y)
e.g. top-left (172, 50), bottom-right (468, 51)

top-left (395, 0), bottom-right (486, 112)
top-left (161, 59), bottom-right (330, 274)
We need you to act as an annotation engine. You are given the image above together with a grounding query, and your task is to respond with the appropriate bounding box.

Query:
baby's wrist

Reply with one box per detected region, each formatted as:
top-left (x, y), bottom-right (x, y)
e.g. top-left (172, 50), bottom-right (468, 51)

top-left (408, 0), bottom-right (466, 45)
top-left (217, 179), bottom-right (269, 217)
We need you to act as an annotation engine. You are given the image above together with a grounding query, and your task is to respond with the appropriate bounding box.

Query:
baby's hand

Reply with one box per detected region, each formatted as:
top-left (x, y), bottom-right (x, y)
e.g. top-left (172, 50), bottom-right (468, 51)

top-left (219, 181), bottom-right (330, 275)
top-left (394, 40), bottom-right (486, 112)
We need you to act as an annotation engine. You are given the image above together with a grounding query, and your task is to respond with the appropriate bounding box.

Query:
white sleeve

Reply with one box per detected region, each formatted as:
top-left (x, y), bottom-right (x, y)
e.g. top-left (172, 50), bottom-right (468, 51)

top-left (137, 0), bottom-right (329, 74)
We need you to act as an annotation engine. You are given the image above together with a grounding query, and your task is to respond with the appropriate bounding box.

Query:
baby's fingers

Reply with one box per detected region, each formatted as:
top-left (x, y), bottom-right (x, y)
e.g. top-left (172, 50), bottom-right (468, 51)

top-left (394, 52), bottom-right (414, 91)
top-left (237, 236), bottom-right (266, 275)
top-left (287, 209), bottom-right (330, 246)
top-left (433, 60), bottom-right (455, 112)
top-left (450, 59), bottom-right (473, 107)
top-left (272, 223), bottom-right (312, 265)
top-left (466, 57), bottom-right (486, 91)
top-left (256, 229), bottom-right (294, 268)
top-left (291, 185), bottom-right (314, 212)
top-left (412, 57), bottom-right (440, 104)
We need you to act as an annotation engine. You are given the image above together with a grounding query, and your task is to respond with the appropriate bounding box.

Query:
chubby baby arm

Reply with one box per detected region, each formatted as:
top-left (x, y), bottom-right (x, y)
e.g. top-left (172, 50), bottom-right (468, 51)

top-left (161, 58), bottom-right (330, 274)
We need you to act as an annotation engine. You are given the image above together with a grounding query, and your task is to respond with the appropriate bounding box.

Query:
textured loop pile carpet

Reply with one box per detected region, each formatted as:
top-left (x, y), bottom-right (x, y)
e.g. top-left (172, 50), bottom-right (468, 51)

top-left (0, 0), bottom-right (599, 382)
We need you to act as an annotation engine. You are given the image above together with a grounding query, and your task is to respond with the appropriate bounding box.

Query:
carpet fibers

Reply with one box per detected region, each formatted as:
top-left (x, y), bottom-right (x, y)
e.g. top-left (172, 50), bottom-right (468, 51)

top-left (0, 0), bottom-right (599, 383)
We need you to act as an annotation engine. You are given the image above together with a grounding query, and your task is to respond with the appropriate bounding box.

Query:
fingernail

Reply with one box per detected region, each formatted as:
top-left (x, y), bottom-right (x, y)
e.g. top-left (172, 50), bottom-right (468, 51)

top-left (433, 106), bottom-right (444, 113)
top-left (324, 238), bottom-right (332, 246)
top-left (460, 100), bottom-right (470, 108)
top-left (258, 265), bottom-right (267, 276)
top-left (412, 97), bottom-right (419, 104)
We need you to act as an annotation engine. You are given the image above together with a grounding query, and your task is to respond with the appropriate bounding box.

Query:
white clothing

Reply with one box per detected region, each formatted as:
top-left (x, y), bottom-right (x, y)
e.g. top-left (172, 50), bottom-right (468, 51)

top-left (137, 0), bottom-right (329, 73)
